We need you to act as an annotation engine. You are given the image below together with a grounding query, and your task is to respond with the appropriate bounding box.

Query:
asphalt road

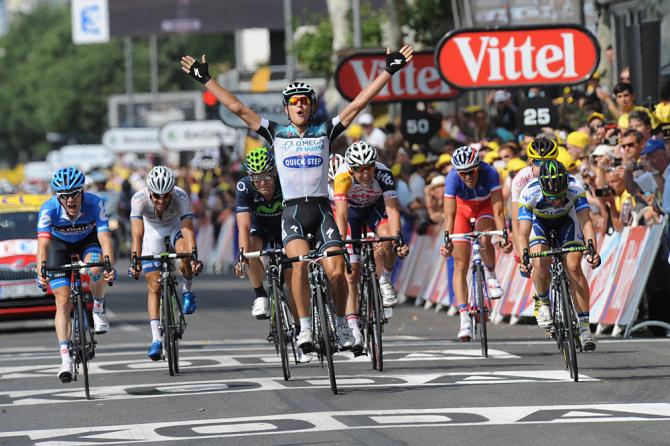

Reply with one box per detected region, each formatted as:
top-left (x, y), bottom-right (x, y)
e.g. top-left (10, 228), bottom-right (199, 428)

top-left (1, 273), bottom-right (670, 445)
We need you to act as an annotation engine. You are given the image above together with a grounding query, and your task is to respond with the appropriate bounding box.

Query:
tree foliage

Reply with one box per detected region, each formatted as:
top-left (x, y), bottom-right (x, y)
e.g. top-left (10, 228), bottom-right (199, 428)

top-left (402, 0), bottom-right (455, 47)
top-left (0, 4), bottom-right (233, 163)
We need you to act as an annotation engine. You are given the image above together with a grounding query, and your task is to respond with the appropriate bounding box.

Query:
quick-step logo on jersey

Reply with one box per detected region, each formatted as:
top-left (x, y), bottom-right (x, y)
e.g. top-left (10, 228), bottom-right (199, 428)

top-left (283, 154), bottom-right (323, 168)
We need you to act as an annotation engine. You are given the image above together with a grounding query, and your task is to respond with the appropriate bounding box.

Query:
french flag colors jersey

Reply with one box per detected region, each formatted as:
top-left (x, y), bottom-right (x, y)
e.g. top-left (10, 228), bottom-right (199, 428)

top-left (256, 116), bottom-right (347, 201)
top-left (36, 193), bottom-right (109, 243)
top-left (444, 162), bottom-right (501, 202)
top-left (518, 175), bottom-right (589, 220)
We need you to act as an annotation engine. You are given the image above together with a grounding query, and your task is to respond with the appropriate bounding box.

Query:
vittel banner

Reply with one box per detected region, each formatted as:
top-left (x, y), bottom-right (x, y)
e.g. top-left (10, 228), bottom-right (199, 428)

top-left (434, 25), bottom-right (600, 90)
top-left (335, 50), bottom-right (459, 102)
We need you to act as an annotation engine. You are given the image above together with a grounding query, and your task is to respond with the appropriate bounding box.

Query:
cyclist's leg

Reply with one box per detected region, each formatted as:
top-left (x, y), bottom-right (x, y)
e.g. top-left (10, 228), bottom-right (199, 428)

top-left (144, 268), bottom-right (162, 360)
top-left (246, 232), bottom-right (269, 318)
top-left (172, 228), bottom-right (197, 314)
top-left (528, 217), bottom-right (553, 327)
top-left (47, 238), bottom-right (75, 381)
top-left (82, 233), bottom-right (107, 333)
top-left (282, 204), bottom-right (312, 349)
top-left (344, 210), bottom-right (362, 348)
top-left (452, 208), bottom-right (473, 339)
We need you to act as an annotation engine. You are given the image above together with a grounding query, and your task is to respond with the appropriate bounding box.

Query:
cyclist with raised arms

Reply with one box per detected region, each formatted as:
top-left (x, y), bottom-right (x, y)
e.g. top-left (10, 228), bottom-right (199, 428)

top-left (36, 167), bottom-right (117, 383)
top-left (439, 146), bottom-right (513, 341)
top-left (181, 45), bottom-right (413, 352)
top-left (517, 160), bottom-right (601, 351)
top-left (234, 147), bottom-right (285, 319)
top-left (127, 166), bottom-right (202, 361)
top-left (333, 142), bottom-right (409, 351)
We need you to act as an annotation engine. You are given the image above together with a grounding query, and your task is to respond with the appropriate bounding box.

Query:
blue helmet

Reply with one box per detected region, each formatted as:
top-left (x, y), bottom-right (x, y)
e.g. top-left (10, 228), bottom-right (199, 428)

top-left (51, 167), bottom-right (85, 193)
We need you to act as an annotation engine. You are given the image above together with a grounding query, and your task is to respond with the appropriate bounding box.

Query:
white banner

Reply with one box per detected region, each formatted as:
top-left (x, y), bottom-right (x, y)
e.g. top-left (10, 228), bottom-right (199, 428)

top-left (159, 120), bottom-right (237, 151)
top-left (58, 145), bottom-right (115, 171)
top-left (71, 0), bottom-right (110, 45)
top-left (103, 128), bottom-right (161, 153)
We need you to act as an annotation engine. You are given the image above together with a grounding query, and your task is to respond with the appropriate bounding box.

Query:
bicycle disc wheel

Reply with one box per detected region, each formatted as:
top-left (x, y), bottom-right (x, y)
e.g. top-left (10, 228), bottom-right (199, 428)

top-left (370, 277), bottom-right (384, 371)
top-left (315, 284), bottom-right (337, 394)
top-left (475, 266), bottom-right (488, 358)
top-left (560, 278), bottom-right (579, 382)
top-left (75, 296), bottom-right (91, 399)
top-left (274, 284), bottom-right (290, 381)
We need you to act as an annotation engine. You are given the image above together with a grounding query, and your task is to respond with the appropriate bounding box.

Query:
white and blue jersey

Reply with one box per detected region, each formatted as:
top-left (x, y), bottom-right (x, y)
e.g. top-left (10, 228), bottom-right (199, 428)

top-left (518, 176), bottom-right (589, 248)
top-left (37, 193), bottom-right (109, 243)
top-left (256, 116), bottom-right (347, 201)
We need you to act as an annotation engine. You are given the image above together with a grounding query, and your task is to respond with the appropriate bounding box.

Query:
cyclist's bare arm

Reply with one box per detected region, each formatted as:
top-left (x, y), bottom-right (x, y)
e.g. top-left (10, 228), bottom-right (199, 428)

top-left (96, 231), bottom-right (116, 279)
top-left (511, 201), bottom-right (520, 255)
top-left (338, 46), bottom-right (413, 127)
top-left (335, 200), bottom-right (349, 241)
top-left (180, 218), bottom-right (197, 252)
top-left (577, 208), bottom-right (597, 252)
top-left (235, 212), bottom-right (253, 255)
top-left (130, 219), bottom-right (144, 275)
top-left (36, 237), bottom-right (50, 286)
top-left (180, 54), bottom-right (261, 130)
top-left (443, 196), bottom-right (456, 235)
top-left (384, 197), bottom-right (402, 237)
top-left (517, 219), bottom-right (532, 254)
top-left (490, 189), bottom-right (507, 232)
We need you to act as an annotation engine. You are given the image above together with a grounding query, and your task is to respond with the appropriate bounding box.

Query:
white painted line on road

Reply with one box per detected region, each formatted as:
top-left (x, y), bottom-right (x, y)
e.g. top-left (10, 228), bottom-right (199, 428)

top-left (0, 349), bottom-right (519, 380)
top-left (1, 403), bottom-right (667, 444)
top-left (0, 370), bottom-right (598, 407)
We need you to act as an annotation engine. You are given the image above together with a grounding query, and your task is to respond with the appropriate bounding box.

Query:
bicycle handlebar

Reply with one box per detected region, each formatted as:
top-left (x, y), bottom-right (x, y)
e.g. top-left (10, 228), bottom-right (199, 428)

top-left (131, 250), bottom-right (198, 280)
top-left (242, 248), bottom-right (285, 259)
top-left (41, 255), bottom-right (114, 289)
top-left (282, 248), bottom-right (352, 274)
top-left (522, 239), bottom-right (596, 265)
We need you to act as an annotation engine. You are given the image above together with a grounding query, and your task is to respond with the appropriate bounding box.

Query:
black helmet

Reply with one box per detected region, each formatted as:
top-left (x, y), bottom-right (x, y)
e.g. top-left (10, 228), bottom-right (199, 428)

top-left (539, 160), bottom-right (569, 198)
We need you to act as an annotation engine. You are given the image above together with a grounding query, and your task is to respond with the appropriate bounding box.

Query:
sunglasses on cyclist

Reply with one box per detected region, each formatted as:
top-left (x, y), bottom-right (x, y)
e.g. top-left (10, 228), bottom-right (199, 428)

top-left (457, 169), bottom-right (477, 178)
top-left (531, 159), bottom-right (546, 167)
top-left (352, 164), bottom-right (374, 173)
top-left (150, 192), bottom-right (170, 201)
top-left (251, 173), bottom-right (274, 183)
top-left (288, 96), bottom-right (312, 106)
top-left (57, 189), bottom-right (82, 200)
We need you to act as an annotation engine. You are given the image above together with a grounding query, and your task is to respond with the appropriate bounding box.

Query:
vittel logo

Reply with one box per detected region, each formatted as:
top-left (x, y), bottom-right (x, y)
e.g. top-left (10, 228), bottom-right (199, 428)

top-left (435, 25), bottom-right (600, 89)
top-left (283, 155), bottom-right (323, 168)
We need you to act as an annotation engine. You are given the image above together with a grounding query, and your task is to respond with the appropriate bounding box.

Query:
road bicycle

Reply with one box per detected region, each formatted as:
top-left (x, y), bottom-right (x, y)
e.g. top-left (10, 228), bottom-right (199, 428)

top-left (41, 255), bottom-right (112, 400)
top-left (523, 231), bottom-right (595, 382)
top-left (346, 232), bottom-right (403, 371)
top-left (241, 242), bottom-right (297, 381)
top-left (133, 238), bottom-right (197, 376)
top-left (445, 220), bottom-right (507, 358)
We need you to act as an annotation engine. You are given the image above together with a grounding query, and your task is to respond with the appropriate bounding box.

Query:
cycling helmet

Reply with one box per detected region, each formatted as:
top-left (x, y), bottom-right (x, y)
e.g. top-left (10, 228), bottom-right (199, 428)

top-left (345, 141), bottom-right (377, 167)
top-left (244, 147), bottom-right (275, 174)
top-left (146, 166), bottom-right (175, 195)
top-left (539, 160), bottom-right (569, 198)
top-left (51, 167), bottom-right (85, 193)
top-left (451, 145), bottom-right (481, 171)
top-left (282, 82), bottom-right (316, 106)
top-left (328, 153), bottom-right (345, 181)
top-left (527, 136), bottom-right (559, 160)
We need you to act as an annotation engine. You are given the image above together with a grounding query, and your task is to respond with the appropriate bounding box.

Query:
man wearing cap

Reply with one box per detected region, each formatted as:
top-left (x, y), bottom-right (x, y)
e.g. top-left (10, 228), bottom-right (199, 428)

top-left (435, 153), bottom-right (452, 176)
top-left (640, 139), bottom-right (670, 213)
top-left (566, 131), bottom-right (590, 161)
top-left (424, 175), bottom-right (446, 225)
top-left (358, 112), bottom-right (387, 150)
top-left (490, 90), bottom-right (517, 132)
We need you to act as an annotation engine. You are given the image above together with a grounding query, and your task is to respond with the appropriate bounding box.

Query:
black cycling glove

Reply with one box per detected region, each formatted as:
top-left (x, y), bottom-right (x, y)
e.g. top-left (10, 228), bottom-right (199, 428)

top-left (385, 51), bottom-right (408, 75)
top-left (189, 60), bottom-right (211, 84)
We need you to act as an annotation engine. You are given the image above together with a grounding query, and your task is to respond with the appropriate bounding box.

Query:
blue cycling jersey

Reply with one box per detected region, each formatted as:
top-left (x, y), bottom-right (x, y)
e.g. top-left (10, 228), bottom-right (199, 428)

top-left (37, 193), bottom-right (109, 243)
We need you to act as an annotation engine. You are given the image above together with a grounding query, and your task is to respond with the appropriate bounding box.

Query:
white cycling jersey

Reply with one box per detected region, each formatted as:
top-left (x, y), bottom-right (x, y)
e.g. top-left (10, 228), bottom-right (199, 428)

top-left (130, 186), bottom-right (193, 255)
top-left (511, 165), bottom-right (534, 204)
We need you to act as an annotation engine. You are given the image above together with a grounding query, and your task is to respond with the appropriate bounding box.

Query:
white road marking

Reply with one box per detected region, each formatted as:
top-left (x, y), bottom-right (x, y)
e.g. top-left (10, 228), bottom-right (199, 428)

top-left (0, 370), bottom-right (597, 407)
top-left (1, 403), bottom-right (668, 444)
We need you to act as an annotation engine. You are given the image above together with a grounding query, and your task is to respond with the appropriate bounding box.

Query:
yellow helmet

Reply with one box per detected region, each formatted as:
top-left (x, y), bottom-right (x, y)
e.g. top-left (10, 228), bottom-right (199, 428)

top-left (527, 136), bottom-right (559, 160)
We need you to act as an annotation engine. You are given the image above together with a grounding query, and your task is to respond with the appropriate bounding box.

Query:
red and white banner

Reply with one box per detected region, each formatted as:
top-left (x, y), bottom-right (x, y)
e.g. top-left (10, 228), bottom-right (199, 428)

top-left (335, 50), bottom-right (459, 103)
top-left (434, 25), bottom-right (600, 90)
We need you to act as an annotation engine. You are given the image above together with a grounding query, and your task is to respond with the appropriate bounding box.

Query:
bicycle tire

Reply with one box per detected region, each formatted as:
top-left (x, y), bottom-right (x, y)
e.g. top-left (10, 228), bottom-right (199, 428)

top-left (360, 281), bottom-right (375, 369)
top-left (550, 283), bottom-right (563, 354)
top-left (172, 282), bottom-right (183, 374)
top-left (163, 281), bottom-right (176, 376)
top-left (315, 281), bottom-right (337, 394)
top-left (369, 276), bottom-right (384, 371)
top-left (560, 277), bottom-right (579, 382)
top-left (273, 281), bottom-right (291, 381)
top-left (75, 294), bottom-right (91, 399)
top-left (475, 266), bottom-right (488, 358)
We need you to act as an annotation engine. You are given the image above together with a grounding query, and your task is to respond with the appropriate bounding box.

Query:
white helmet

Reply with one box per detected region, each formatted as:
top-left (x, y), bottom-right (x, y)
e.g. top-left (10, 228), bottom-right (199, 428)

top-left (451, 145), bottom-right (481, 171)
top-left (282, 82), bottom-right (316, 106)
top-left (328, 154), bottom-right (345, 181)
top-left (146, 166), bottom-right (175, 195)
top-left (345, 141), bottom-right (377, 167)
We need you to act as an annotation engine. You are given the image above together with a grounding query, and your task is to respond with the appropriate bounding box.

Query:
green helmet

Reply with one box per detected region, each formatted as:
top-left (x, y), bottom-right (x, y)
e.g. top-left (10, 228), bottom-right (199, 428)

top-left (244, 147), bottom-right (275, 174)
top-left (539, 160), bottom-right (569, 198)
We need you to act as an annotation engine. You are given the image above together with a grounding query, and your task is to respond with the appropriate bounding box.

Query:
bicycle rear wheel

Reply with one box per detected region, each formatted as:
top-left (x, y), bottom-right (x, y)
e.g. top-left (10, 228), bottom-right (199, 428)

top-left (74, 295), bottom-right (91, 399)
top-left (315, 283), bottom-right (337, 394)
top-left (475, 266), bottom-right (488, 358)
top-left (559, 277), bottom-right (579, 382)
top-left (369, 277), bottom-right (384, 371)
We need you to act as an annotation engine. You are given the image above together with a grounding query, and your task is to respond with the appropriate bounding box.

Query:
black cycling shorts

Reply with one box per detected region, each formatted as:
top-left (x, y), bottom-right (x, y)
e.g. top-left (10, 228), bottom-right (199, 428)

top-left (282, 197), bottom-right (343, 252)
top-left (47, 231), bottom-right (102, 289)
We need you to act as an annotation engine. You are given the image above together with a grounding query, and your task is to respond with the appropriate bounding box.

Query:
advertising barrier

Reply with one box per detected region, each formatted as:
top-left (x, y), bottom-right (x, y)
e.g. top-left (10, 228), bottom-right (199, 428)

top-left (393, 220), bottom-right (667, 335)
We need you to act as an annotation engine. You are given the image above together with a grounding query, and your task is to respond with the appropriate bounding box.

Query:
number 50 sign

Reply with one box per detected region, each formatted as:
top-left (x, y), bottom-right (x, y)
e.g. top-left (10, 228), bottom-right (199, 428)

top-left (517, 96), bottom-right (558, 135)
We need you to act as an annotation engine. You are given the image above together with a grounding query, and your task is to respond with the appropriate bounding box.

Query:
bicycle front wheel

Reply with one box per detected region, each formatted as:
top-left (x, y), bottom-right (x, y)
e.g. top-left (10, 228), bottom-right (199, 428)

top-left (273, 282), bottom-right (291, 381)
top-left (369, 277), bottom-right (384, 371)
top-left (74, 295), bottom-right (91, 399)
top-left (315, 283), bottom-right (337, 394)
top-left (163, 282), bottom-right (177, 376)
top-left (475, 266), bottom-right (488, 358)
top-left (559, 277), bottom-right (578, 381)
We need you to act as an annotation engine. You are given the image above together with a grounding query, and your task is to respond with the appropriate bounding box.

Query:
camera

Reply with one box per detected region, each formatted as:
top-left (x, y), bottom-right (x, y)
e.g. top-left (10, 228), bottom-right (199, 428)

top-left (595, 187), bottom-right (613, 198)
top-left (611, 157), bottom-right (623, 168)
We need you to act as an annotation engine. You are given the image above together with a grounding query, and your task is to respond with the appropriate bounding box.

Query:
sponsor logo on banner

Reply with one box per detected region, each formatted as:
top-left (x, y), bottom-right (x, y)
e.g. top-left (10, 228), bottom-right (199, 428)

top-left (434, 25), bottom-right (600, 89)
top-left (335, 51), bottom-right (459, 102)
top-left (283, 155), bottom-right (323, 168)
